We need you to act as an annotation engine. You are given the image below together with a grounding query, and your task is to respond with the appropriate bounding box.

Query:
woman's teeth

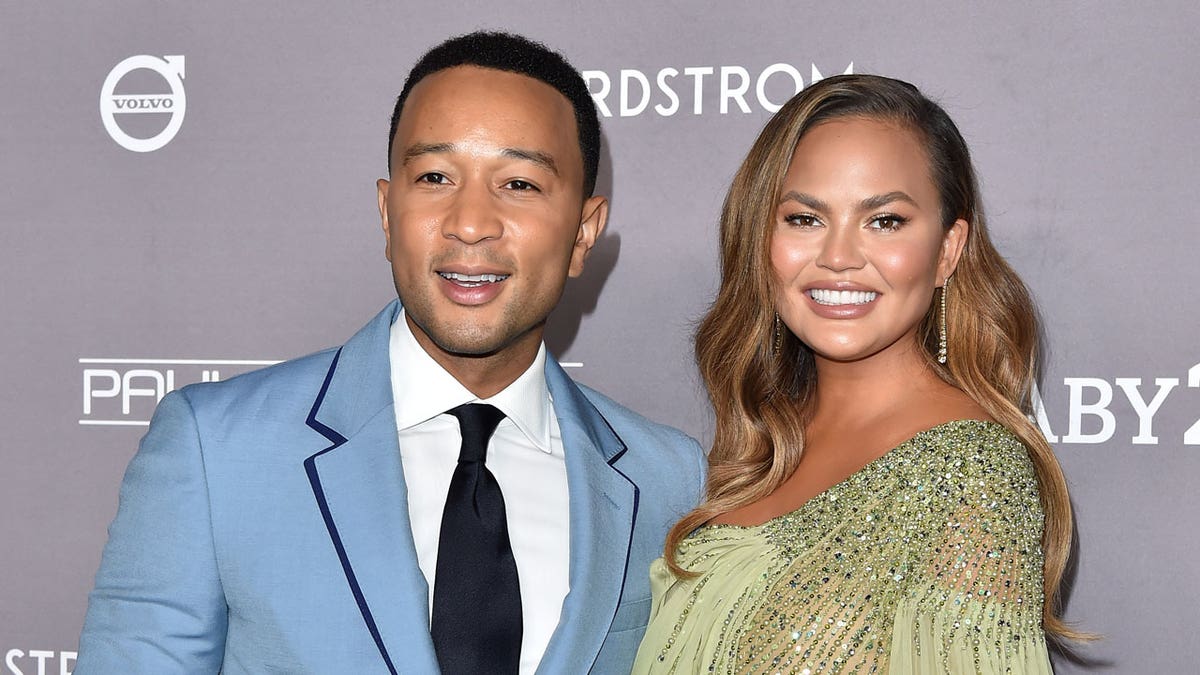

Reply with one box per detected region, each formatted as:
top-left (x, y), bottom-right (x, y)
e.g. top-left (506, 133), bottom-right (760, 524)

top-left (808, 289), bottom-right (878, 306)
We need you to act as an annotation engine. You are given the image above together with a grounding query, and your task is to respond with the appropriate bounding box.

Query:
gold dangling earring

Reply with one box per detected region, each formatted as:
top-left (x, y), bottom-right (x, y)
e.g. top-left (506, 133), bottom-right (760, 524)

top-left (937, 276), bottom-right (951, 364)
top-left (773, 313), bottom-right (783, 356)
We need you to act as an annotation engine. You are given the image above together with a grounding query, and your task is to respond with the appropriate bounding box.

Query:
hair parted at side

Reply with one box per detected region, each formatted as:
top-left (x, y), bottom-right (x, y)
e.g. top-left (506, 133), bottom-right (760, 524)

top-left (386, 30), bottom-right (601, 197)
top-left (668, 73), bottom-right (1082, 641)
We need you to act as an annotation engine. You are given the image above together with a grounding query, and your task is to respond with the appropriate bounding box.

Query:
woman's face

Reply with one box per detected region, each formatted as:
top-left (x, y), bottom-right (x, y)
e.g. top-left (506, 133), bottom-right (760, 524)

top-left (770, 116), bottom-right (967, 365)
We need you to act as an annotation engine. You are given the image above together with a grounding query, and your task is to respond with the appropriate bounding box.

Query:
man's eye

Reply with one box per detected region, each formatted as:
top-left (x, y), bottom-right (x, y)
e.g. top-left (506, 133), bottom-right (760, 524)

top-left (417, 172), bottom-right (448, 184)
top-left (505, 179), bottom-right (538, 191)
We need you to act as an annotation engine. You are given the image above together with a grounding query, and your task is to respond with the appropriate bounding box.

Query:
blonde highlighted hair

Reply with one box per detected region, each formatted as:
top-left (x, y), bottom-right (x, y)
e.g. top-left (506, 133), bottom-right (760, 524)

top-left (668, 74), bottom-right (1080, 640)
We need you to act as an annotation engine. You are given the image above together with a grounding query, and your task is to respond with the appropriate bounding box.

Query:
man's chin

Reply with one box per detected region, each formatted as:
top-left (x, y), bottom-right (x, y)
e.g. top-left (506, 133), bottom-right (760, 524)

top-left (405, 306), bottom-right (546, 361)
top-left (430, 321), bottom-right (549, 362)
top-left (425, 324), bottom-right (520, 360)
top-left (435, 339), bottom-right (506, 359)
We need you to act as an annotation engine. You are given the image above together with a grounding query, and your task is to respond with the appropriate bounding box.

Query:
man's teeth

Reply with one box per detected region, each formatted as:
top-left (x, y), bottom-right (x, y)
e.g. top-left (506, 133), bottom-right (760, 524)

top-left (808, 289), bottom-right (878, 306)
top-left (439, 272), bottom-right (509, 285)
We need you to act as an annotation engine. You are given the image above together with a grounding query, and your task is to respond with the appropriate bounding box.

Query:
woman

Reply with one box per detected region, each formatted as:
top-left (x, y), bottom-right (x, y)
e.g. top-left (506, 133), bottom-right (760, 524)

top-left (633, 75), bottom-right (1079, 673)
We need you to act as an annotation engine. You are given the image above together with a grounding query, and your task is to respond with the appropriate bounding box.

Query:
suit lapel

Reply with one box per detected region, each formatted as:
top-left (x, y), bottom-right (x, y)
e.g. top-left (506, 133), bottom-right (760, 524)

top-left (304, 301), bottom-right (438, 674)
top-left (303, 308), bottom-right (637, 673)
top-left (537, 358), bottom-right (637, 674)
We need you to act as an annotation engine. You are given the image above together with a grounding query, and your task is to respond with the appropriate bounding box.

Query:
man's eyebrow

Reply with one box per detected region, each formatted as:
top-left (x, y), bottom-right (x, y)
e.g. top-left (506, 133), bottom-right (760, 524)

top-left (402, 142), bottom-right (454, 165)
top-left (401, 143), bottom-right (559, 176)
top-left (502, 147), bottom-right (558, 175)
top-left (779, 191), bottom-right (829, 211)
top-left (860, 191), bottom-right (918, 210)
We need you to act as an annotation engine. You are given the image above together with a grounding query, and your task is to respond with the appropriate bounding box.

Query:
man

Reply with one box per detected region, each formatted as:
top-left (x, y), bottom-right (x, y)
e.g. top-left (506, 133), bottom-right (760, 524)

top-left (77, 31), bottom-right (705, 674)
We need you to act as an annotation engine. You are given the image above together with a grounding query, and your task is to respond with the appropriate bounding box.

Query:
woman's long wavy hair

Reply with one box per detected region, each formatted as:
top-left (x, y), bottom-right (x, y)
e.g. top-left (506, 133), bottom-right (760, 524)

top-left (667, 74), bottom-right (1079, 639)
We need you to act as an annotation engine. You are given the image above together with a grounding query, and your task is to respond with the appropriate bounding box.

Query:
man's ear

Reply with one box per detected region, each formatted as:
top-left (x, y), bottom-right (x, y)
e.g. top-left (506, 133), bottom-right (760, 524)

top-left (937, 218), bottom-right (969, 285)
top-left (377, 178), bottom-right (392, 262)
top-left (567, 195), bottom-right (609, 278)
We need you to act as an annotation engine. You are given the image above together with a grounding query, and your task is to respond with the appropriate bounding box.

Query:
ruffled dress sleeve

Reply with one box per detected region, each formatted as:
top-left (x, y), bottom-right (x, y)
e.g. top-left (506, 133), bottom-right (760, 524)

top-left (886, 427), bottom-right (1053, 674)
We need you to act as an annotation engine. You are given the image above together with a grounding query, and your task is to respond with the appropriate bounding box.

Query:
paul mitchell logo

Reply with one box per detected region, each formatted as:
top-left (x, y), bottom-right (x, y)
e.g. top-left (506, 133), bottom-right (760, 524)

top-left (99, 55), bottom-right (186, 152)
top-left (80, 358), bottom-right (279, 426)
top-left (80, 357), bottom-right (585, 427)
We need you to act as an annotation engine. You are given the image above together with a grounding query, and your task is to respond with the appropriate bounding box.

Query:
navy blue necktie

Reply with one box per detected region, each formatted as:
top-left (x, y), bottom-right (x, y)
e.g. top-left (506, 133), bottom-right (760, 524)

top-left (431, 403), bottom-right (522, 674)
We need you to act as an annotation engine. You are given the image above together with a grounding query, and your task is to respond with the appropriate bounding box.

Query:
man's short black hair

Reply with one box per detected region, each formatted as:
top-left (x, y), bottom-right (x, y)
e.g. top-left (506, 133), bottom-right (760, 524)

top-left (387, 31), bottom-right (601, 197)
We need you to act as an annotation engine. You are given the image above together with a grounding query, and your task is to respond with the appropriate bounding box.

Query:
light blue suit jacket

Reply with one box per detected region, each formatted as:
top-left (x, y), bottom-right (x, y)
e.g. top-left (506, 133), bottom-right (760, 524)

top-left (77, 301), bottom-right (705, 674)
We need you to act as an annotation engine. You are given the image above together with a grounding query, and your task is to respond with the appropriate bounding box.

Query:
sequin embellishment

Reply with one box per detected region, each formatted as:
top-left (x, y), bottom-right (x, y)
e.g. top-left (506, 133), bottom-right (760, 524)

top-left (632, 420), bottom-right (1052, 674)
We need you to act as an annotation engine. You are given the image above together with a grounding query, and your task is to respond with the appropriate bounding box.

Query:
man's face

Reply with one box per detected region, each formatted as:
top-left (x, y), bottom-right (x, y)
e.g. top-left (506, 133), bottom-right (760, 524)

top-left (378, 65), bottom-right (607, 365)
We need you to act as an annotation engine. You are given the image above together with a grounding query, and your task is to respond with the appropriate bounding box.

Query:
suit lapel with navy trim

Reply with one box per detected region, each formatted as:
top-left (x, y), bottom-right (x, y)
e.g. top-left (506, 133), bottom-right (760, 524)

top-left (537, 358), bottom-right (638, 674)
top-left (303, 301), bottom-right (439, 674)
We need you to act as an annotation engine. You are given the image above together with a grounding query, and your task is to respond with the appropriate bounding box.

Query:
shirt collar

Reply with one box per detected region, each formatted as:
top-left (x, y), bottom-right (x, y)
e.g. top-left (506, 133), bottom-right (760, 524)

top-left (389, 309), bottom-right (554, 454)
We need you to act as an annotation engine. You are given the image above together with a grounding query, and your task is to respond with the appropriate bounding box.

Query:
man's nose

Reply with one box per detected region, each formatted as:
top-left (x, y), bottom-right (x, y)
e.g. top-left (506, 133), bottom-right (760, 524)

top-left (442, 181), bottom-right (503, 244)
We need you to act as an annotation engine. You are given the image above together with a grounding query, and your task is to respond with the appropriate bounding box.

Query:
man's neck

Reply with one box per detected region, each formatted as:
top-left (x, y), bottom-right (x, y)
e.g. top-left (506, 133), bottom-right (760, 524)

top-left (405, 314), bottom-right (542, 399)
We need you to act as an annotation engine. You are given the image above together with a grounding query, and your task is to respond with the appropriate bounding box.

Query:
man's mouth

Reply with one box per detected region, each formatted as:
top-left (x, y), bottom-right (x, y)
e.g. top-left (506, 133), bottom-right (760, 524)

top-left (438, 271), bottom-right (510, 287)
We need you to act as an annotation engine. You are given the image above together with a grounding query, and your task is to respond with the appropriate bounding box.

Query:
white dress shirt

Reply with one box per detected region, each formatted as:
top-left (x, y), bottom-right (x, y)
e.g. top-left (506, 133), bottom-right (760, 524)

top-left (389, 311), bottom-right (570, 674)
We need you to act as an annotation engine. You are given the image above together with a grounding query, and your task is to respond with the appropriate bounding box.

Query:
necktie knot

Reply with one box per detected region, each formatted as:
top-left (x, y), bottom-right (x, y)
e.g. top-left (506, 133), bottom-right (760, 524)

top-left (449, 403), bottom-right (506, 463)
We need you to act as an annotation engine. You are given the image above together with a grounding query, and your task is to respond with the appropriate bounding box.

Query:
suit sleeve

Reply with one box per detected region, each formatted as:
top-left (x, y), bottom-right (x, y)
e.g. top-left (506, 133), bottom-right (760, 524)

top-left (76, 390), bottom-right (227, 674)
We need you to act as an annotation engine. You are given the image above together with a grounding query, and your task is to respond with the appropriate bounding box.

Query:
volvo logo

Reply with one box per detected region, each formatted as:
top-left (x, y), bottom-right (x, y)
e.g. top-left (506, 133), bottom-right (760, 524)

top-left (100, 55), bottom-right (186, 152)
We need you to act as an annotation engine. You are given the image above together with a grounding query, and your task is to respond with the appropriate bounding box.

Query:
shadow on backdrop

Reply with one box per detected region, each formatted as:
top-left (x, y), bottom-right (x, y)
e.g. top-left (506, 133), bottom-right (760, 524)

top-left (545, 131), bottom-right (618, 357)
top-left (1049, 506), bottom-right (1110, 670)
top-left (1038, 313), bottom-right (1109, 669)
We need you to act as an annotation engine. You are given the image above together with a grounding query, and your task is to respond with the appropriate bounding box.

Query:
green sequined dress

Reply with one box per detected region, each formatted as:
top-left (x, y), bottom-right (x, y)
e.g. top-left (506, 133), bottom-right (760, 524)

top-left (632, 420), bottom-right (1053, 674)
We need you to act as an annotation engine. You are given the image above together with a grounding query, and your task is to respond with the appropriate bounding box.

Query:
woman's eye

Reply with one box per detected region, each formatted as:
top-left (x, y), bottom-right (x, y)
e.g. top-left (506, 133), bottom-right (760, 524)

top-left (785, 214), bottom-right (821, 228)
top-left (869, 215), bottom-right (907, 231)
